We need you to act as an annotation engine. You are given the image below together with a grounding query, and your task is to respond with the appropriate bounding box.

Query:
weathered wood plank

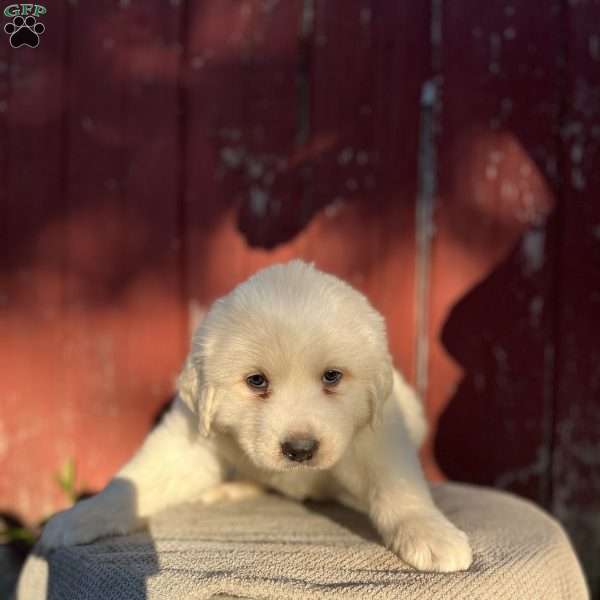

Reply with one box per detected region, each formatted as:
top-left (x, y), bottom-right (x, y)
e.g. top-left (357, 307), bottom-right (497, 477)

top-left (552, 0), bottom-right (600, 592)
top-left (183, 0), bottom-right (305, 309)
top-left (182, 1), bottom-right (430, 462)
top-left (0, 3), bottom-right (70, 520)
top-left (60, 0), bottom-right (187, 507)
top-left (431, 1), bottom-right (562, 497)
top-left (0, 1), bottom-right (187, 520)
top-left (307, 0), bottom-right (429, 402)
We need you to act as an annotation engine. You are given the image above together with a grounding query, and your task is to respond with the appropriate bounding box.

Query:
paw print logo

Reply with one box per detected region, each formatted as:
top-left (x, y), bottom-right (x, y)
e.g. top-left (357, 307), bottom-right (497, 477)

top-left (4, 15), bottom-right (45, 48)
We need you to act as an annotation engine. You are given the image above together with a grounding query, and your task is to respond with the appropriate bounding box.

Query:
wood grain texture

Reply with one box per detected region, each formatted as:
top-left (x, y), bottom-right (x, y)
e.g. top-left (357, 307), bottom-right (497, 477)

top-left (552, 0), bottom-right (600, 592)
top-left (0, 4), bottom-right (598, 590)
top-left (0, 1), bottom-right (70, 519)
top-left (431, 0), bottom-right (561, 501)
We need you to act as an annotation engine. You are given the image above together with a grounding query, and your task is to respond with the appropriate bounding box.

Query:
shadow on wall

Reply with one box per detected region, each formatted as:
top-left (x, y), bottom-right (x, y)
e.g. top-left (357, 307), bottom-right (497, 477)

top-left (434, 220), bottom-right (555, 505)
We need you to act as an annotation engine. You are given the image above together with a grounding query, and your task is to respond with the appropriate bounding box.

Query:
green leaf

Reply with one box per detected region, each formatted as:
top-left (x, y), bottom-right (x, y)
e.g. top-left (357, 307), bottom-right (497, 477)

top-left (55, 458), bottom-right (77, 504)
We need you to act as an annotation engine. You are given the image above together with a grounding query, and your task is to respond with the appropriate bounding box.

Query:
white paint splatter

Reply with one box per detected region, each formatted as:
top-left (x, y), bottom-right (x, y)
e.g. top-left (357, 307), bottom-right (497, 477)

top-left (247, 159), bottom-right (264, 179)
top-left (519, 163), bottom-right (532, 177)
top-left (249, 186), bottom-right (269, 217)
top-left (571, 169), bottom-right (586, 190)
top-left (220, 147), bottom-right (244, 169)
top-left (501, 181), bottom-right (518, 200)
top-left (489, 62), bottom-right (500, 75)
top-left (338, 147), bottom-right (354, 165)
top-left (521, 228), bottom-right (545, 273)
top-left (324, 198), bottom-right (345, 218)
top-left (495, 445), bottom-right (550, 488)
top-left (485, 164), bottom-right (498, 180)
top-left (530, 295), bottom-right (544, 326)
top-left (570, 143), bottom-right (583, 163)
top-left (191, 56), bottom-right (205, 70)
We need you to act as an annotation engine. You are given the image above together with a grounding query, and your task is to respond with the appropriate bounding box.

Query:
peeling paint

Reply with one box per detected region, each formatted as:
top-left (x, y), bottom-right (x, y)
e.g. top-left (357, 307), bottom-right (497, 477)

top-left (495, 446), bottom-right (550, 489)
top-left (530, 295), bottom-right (544, 326)
top-left (493, 345), bottom-right (508, 370)
top-left (220, 146), bottom-right (244, 169)
top-left (571, 168), bottom-right (586, 190)
top-left (324, 198), bottom-right (345, 218)
top-left (521, 228), bottom-right (545, 273)
top-left (338, 147), bottom-right (354, 165)
top-left (191, 56), bottom-right (206, 70)
top-left (249, 186), bottom-right (269, 217)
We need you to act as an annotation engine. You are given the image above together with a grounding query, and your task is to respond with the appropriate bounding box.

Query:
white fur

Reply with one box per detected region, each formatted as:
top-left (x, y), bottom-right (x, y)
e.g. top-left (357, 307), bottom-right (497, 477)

top-left (41, 261), bottom-right (472, 572)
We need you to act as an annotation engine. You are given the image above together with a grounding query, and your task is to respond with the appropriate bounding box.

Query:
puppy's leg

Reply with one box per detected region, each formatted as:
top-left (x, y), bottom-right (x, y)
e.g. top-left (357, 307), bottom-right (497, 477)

top-left (335, 424), bottom-right (472, 572)
top-left (198, 481), bottom-right (266, 505)
top-left (40, 400), bottom-right (225, 549)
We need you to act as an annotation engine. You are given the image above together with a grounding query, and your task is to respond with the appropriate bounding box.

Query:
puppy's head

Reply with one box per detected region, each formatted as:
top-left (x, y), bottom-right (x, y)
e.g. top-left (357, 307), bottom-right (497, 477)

top-left (179, 261), bottom-right (393, 471)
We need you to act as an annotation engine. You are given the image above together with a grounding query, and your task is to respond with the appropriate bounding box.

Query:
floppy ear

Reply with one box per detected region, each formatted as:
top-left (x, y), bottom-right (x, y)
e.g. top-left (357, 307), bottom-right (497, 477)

top-left (368, 357), bottom-right (394, 429)
top-left (177, 357), bottom-right (217, 438)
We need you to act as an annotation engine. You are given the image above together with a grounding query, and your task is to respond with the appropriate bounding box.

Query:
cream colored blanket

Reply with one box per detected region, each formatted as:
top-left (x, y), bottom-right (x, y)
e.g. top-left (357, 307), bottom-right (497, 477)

top-left (16, 483), bottom-right (588, 599)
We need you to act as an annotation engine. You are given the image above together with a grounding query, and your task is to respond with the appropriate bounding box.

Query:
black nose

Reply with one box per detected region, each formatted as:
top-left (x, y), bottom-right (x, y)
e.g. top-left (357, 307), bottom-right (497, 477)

top-left (281, 439), bottom-right (319, 462)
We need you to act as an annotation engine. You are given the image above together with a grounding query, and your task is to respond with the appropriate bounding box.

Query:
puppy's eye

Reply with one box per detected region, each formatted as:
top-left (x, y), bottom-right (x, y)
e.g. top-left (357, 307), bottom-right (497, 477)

top-left (322, 369), bottom-right (343, 386)
top-left (246, 373), bottom-right (269, 390)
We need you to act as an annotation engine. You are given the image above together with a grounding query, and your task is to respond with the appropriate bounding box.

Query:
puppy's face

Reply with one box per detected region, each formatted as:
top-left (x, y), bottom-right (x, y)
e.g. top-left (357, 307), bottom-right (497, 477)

top-left (185, 262), bottom-right (392, 472)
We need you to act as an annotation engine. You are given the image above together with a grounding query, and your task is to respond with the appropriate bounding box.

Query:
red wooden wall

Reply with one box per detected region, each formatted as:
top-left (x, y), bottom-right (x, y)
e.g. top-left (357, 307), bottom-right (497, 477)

top-left (0, 0), bottom-right (598, 592)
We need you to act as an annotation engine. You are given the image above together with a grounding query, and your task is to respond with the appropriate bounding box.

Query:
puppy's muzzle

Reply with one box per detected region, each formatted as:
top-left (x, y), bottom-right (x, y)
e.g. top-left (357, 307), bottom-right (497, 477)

top-left (281, 439), bottom-right (319, 463)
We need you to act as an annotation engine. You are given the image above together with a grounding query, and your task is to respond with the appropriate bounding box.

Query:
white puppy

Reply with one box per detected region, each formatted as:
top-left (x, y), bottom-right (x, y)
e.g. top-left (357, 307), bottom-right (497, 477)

top-left (41, 261), bottom-right (472, 572)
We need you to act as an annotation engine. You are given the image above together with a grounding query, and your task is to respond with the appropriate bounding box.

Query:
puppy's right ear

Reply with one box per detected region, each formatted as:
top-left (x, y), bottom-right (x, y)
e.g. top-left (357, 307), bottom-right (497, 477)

top-left (177, 357), bottom-right (216, 438)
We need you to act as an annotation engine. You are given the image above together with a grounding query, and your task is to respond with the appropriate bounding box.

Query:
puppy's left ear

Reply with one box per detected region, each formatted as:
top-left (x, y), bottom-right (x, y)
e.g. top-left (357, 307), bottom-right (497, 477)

top-left (177, 357), bottom-right (217, 437)
top-left (368, 357), bottom-right (394, 429)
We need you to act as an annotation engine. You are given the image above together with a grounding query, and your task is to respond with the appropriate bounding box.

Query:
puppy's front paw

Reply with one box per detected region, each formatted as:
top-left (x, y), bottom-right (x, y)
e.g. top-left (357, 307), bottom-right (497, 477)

top-left (387, 512), bottom-right (473, 572)
top-left (40, 494), bottom-right (137, 549)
